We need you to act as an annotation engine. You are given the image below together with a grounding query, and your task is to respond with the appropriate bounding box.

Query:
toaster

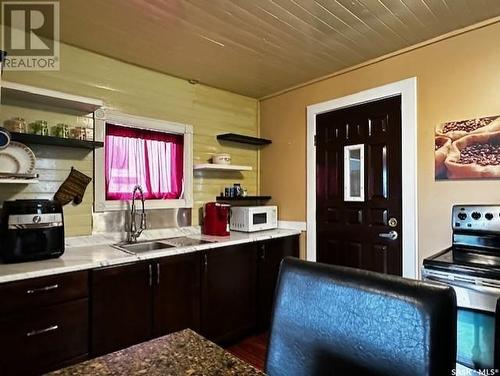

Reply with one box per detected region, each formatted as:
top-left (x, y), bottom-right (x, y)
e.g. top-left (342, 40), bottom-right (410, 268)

top-left (0, 200), bottom-right (65, 263)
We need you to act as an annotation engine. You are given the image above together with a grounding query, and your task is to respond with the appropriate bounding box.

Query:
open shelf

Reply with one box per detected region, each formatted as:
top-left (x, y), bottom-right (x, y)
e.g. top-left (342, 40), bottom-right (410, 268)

top-left (10, 132), bottom-right (104, 150)
top-left (0, 173), bottom-right (39, 184)
top-left (217, 133), bottom-right (272, 146)
top-left (0, 178), bottom-right (39, 184)
top-left (1, 81), bottom-right (103, 113)
top-left (216, 196), bottom-right (271, 201)
top-left (194, 163), bottom-right (252, 171)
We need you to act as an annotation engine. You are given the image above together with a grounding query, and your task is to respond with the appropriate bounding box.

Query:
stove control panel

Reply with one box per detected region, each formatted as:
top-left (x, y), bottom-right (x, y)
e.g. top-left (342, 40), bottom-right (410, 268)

top-left (452, 205), bottom-right (500, 232)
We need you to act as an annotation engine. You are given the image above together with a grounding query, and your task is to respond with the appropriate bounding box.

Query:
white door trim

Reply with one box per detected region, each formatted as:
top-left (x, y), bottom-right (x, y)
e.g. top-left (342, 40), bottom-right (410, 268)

top-left (306, 77), bottom-right (418, 279)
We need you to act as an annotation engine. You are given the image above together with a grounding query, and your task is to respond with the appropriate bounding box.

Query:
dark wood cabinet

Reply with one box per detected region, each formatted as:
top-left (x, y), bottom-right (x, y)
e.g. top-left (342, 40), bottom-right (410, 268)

top-left (0, 271), bottom-right (88, 315)
top-left (153, 252), bottom-right (201, 337)
top-left (257, 235), bottom-right (300, 330)
top-left (0, 299), bottom-right (89, 376)
top-left (0, 271), bottom-right (89, 376)
top-left (201, 243), bottom-right (258, 344)
top-left (91, 253), bottom-right (202, 356)
top-left (0, 234), bottom-right (300, 373)
top-left (91, 261), bottom-right (153, 356)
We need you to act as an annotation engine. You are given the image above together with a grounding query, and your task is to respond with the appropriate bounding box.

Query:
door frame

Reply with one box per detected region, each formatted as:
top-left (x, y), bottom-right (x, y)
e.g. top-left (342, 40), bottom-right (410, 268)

top-left (306, 77), bottom-right (418, 279)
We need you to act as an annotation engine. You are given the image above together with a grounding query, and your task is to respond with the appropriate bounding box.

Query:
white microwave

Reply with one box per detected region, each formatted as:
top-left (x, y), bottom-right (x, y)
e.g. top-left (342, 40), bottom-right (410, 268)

top-left (230, 206), bottom-right (278, 232)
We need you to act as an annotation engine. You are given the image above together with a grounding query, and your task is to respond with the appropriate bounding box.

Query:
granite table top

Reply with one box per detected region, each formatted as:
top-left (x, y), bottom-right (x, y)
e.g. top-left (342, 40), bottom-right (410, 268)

top-left (47, 329), bottom-right (266, 376)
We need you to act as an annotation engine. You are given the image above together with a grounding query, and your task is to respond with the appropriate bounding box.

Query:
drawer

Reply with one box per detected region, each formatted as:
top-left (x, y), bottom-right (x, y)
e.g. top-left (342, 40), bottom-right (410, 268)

top-left (0, 271), bottom-right (88, 314)
top-left (0, 298), bottom-right (89, 375)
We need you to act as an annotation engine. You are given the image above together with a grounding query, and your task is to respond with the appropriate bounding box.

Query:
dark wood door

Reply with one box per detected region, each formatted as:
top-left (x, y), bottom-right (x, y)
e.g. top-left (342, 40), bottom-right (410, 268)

top-left (153, 252), bottom-right (201, 337)
top-left (91, 262), bottom-right (153, 356)
top-left (257, 236), bottom-right (300, 331)
top-left (316, 96), bottom-right (402, 275)
top-left (201, 243), bottom-right (257, 344)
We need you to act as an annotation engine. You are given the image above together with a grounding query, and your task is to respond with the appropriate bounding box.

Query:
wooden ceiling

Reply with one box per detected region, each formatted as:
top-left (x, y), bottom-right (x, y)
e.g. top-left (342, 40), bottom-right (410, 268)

top-left (60, 0), bottom-right (500, 98)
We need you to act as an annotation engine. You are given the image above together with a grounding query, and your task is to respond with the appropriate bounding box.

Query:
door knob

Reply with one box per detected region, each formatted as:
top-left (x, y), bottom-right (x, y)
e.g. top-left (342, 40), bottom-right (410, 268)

top-left (388, 217), bottom-right (398, 228)
top-left (379, 230), bottom-right (398, 240)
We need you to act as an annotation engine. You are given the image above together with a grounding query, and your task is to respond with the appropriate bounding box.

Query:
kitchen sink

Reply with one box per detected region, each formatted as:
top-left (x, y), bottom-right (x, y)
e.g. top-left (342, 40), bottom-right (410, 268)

top-left (113, 236), bottom-right (215, 255)
top-left (162, 237), bottom-right (214, 247)
top-left (115, 241), bottom-right (175, 254)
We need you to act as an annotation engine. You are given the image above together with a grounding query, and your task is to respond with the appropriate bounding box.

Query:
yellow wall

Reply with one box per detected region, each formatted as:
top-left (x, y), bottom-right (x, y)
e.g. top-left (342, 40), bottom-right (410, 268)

top-left (1, 43), bottom-right (258, 236)
top-left (260, 20), bottom-right (500, 264)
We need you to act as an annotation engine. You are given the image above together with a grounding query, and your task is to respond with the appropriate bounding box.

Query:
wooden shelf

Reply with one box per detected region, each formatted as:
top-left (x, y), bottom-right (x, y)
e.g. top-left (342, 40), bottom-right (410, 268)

top-left (216, 196), bottom-right (271, 201)
top-left (194, 164), bottom-right (252, 171)
top-left (217, 133), bottom-right (271, 146)
top-left (11, 132), bottom-right (103, 150)
top-left (0, 178), bottom-right (39, 184)
top-left (1, 81), bottom-right (103, 113)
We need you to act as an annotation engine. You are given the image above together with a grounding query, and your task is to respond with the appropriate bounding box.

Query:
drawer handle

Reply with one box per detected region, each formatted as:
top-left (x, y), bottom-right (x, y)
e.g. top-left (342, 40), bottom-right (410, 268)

top-left (156, 263), bottom-right (160, 286)
top-left (26, 325), bottom-right (59, 337)
top-left (26, 284), bottom-right (59, 294)
top-left (148, 264), bottom-right (152, 287)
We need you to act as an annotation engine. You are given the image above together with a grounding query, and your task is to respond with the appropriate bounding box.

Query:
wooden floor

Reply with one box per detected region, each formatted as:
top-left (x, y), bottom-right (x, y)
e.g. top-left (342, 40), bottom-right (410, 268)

top-left (226, 332), bottom-right (269, 371)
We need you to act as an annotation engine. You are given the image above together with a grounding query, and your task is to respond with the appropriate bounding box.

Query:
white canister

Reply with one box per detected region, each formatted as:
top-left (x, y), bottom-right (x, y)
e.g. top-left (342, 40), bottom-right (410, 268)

top-left (212, 153), bottom-right (231, 165)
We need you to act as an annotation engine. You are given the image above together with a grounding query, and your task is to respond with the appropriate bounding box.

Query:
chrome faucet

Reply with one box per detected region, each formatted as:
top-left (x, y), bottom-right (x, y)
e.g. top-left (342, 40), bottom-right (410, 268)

top-left (128, 185), bottom-right (146, 243)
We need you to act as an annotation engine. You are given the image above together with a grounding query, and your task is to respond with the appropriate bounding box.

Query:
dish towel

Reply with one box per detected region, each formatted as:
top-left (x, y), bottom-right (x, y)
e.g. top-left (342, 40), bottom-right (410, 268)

top-left (54, 167), bottom-right (92, 205)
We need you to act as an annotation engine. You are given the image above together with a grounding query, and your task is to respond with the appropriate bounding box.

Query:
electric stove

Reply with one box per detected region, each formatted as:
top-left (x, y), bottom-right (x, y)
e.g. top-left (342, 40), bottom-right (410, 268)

top-left (422, 205), bottom-right (500, 372)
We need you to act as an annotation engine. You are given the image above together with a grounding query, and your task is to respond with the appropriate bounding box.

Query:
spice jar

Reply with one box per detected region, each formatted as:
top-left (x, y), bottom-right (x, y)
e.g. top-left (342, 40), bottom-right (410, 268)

top-left (51, 123), bottom-right (70, 138)
top-left (3, 117), bottom-right (27, 133)
top-left (70, 127), bottom-right (87, 140)
top-left (29, 120), bottom-right (49, 135)
top-left (85, 128), bottom-right (94, 140)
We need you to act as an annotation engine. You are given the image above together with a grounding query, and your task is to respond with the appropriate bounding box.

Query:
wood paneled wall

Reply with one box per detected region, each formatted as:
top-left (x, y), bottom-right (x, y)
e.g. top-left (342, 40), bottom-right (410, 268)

top-left (0, 43), bottom-right (258, 236)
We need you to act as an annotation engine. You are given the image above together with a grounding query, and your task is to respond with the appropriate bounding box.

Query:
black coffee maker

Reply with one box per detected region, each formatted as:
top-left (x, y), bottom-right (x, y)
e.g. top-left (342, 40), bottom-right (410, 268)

top-left (0, 200), bottom-right (65, 263)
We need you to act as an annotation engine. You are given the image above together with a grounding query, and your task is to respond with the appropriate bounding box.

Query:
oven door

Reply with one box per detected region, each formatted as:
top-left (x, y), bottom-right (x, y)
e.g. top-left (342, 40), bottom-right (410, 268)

top-left (426, 274), bottom-right (500, 370)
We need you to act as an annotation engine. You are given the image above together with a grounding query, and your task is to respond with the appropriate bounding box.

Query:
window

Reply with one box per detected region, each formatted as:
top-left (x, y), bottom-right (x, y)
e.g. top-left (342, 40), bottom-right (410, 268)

top-left (344, 144), bottom-right (365, 202)
top-left (94, 111), bottom-right (193, 212)
top-left (105, 124), bottom-right (184, 200)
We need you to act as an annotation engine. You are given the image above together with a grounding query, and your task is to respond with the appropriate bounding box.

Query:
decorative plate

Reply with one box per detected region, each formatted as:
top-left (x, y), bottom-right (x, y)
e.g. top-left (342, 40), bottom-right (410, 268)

top-left (0, 141), bottom-right (36, 174)
top-left (0, 153), bottom-right (20, 173)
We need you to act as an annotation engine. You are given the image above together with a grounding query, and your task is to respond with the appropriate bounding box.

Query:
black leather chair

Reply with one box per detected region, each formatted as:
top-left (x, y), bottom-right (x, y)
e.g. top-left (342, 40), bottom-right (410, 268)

top-left (265, 258), bottom-right (457, 376)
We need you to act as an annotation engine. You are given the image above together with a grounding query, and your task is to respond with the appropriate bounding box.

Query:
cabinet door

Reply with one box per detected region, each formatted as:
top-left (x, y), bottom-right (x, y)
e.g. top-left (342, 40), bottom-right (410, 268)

top-left (0, 299), bottom-right (88, 376)
top-left (153, 252), bottom-right (201, 337)
top-left (257, 235), bottom-right (300, 330)
top-left (201, 243), bottom-right (257, 344)
top-left (91, 262), bottom-right (153, 356)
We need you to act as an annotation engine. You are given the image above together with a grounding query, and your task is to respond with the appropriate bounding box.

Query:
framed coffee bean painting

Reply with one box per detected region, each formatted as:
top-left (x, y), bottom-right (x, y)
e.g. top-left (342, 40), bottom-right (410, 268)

top-left (435, 115), bottom-right (500, 180)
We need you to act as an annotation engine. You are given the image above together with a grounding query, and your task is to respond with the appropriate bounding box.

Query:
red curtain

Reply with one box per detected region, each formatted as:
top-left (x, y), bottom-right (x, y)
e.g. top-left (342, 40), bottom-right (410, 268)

top-left (105, 123), bottom-right (184, 200)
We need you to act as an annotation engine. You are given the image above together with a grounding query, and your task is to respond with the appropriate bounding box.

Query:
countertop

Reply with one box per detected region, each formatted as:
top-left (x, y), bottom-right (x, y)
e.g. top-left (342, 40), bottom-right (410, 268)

top-left (0, 227), bottom-right (300, 284)
top-left (47, 328), bottom-right (265, 376)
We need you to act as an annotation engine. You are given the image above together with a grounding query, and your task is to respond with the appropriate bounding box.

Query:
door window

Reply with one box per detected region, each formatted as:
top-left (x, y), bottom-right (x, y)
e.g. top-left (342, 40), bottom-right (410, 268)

top-left (344, 144), bottom-right (364, 201)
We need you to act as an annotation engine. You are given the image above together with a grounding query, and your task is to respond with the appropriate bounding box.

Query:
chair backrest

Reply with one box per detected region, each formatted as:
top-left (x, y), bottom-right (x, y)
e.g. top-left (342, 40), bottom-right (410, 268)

top-left (265, 258), bottom-right (457, 376)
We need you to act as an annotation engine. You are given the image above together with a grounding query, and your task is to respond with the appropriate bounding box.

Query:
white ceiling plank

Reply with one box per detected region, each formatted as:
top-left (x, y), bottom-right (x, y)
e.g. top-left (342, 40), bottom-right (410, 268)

top-left (45, 0), bottom-right (500, 98)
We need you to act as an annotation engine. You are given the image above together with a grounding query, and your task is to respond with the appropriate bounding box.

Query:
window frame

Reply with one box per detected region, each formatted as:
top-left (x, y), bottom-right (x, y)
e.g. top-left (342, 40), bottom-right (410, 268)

top-left (94, 110), bottom-right (193, 212)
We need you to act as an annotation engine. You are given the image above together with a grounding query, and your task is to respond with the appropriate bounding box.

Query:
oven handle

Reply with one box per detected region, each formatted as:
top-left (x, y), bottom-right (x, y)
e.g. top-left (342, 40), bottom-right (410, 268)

top-left (426, 276), bottom-right (500, 297)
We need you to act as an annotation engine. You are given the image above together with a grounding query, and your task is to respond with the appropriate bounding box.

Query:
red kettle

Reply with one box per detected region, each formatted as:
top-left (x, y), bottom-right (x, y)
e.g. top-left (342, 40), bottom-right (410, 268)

top-left (202, 202), bottom-right (230, 236)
